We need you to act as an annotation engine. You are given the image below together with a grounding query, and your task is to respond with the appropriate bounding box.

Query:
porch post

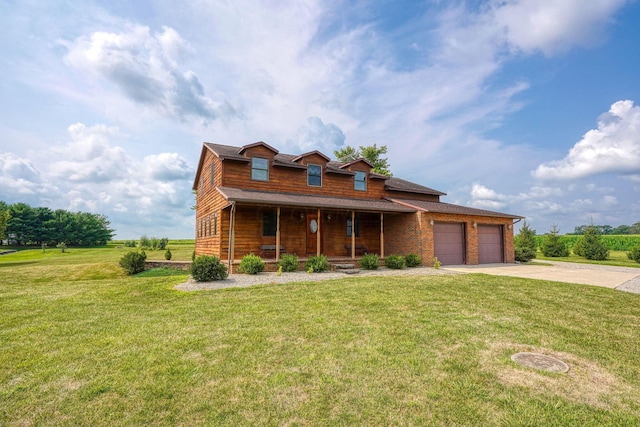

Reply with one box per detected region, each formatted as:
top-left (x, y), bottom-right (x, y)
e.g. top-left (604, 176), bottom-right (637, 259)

top-left (227, 202), bottom-right (236, 273)
top-left (380, 212), bottom-right (385, 259)
top-left (351, 210), bottom-right (356, 259)
top-left (276, 207), bottom-right (281, 261)
top-left (316, 208), bottom-right (321, 256)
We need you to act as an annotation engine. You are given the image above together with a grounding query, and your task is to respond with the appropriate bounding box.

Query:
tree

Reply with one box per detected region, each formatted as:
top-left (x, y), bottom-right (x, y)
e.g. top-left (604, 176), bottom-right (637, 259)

top-left (0, 201), bottom-right (10, 241)
top-left (514, 221), bottom-right (537, 262)
top-left (612, 224), bottom-right (631, 235)
top-left (334, 144), bottom-right (392, 176)
top-left (573, 225), bottom-right (609, 260)
top-left (629, 222), bottom-right (640, 235)
top-left (540, 225), bottom-right (569, 257)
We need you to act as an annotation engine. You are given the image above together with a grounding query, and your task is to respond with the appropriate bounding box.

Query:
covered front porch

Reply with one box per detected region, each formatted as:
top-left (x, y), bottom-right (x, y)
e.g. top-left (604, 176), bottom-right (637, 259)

top-left (217, 186), bottom-right (416, 265)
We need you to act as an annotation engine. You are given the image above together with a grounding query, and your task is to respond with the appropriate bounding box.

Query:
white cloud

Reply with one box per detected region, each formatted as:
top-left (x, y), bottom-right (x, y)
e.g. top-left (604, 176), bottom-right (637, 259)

top-left (290, 117), bottom-right (345, 154)
top-left (493, 0), bottom-right (627, 56)
top-left (533, 100), bottom-right (640, 180)
top-left (63, 25), bottom-right (238, 123)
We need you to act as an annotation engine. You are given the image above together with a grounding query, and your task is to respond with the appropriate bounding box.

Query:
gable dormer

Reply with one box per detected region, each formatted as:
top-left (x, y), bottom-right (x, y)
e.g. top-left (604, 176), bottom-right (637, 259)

top-left (292, 150), bottom-right (331, 166)
top-left (338, 158), bottom-right (374, 172)
top-left (238, 141), bottom-right (279, 159)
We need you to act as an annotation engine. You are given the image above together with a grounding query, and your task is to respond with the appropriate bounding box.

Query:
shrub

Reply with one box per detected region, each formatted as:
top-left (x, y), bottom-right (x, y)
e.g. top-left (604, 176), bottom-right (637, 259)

top-left (627, 245), bottom-right (640, 263)
top-left (514, 220), bottom-right (537, 262)
top-left (158, 237), bottom-right (169, 250)
top-left (191, 251), bottom-right (196, 261)
top-left (164, 248), bottom-right (172, 260)
top-left (360, 253), bottom-right (379, 270)
top-left (150, 237), bottom-right (159, 250)
top-left (573, 225), bottom-right (609, 260)
top-left (306, 255), bottom-right (329, 273)
top-left (139, 235), bottom-right (151, 249)
top-left (238, 254), bottom-right (265, 274)
top-left (119, 251), bottom-right (147, 275)
top-left (191, 255), bottom-right (228, 281)
top-left (56, 242), bottom-right (67, 253)
top-left (540, 225), bottom-right (569, 257)
top-left (405, 253), bottom-right (421, 267)
top-left (433, 257), bottom-right (441, 269)
top-left (277, 254), bottom-right (299, 272)
top-left (124, 240), bottom-right (137, 247)
top-left (385, 254), bottom-right (405, 269)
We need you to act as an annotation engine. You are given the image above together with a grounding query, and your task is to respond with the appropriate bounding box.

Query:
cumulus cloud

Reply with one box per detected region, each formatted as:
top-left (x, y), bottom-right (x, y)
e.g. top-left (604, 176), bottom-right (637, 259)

top-left (63, 25), bottom-right (238, 122)
top-left (533, 100), bottom-right (640, 180)
top-left (493, 0), bottom-right (627, 56)
top-left (291, 117), bottom-right (345, 154)
top-left (0, 152), bottom-right (43, 196)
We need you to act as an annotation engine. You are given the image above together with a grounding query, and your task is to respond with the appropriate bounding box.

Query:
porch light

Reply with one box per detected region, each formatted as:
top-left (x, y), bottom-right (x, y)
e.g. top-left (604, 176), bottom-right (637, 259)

top-left (300, 212), bottom-right (305, 219)
top-left (429, 219), bottom-right (434, 226)
top-left (326, 214), bottom-right (331, 221)
top-left (473, 222), bottom-right (477, 228)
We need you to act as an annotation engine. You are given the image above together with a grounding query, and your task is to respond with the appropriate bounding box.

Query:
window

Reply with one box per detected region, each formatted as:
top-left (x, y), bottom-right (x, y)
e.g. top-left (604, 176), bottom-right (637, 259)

top-left (354, 171), bottom-right (367, 191)
top-left (347, 215), bottom-right (360, 237)
top-left (307, 164), bottom-right (322, 186)
top-left (251, 157), bottom-right (269, 181)
top-left (213, 212), bottom-right (218, 236)
top-left (210, 163), bottom-right (215, 186)
top-left (263, 211), bottom-right (277, 236)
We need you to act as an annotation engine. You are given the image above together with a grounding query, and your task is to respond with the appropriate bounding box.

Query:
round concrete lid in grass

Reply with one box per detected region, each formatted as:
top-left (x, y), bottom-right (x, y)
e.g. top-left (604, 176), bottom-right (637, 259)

top-left (511, 352), bottom-right (569, 373)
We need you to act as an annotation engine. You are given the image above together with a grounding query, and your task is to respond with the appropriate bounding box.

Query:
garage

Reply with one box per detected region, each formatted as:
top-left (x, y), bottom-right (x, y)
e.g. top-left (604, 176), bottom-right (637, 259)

top-left (478, 224), bottom-right (503, 264)
top-left (434, 222), bottom-right (465, 265)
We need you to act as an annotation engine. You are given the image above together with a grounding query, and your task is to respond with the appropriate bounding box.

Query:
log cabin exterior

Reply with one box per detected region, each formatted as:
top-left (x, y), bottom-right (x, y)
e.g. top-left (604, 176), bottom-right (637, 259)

top-left (193, 141), bottom-right (523, 270)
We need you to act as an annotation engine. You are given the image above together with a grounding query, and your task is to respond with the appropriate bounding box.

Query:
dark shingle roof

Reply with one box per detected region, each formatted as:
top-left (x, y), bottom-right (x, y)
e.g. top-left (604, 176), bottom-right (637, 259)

top-left (217, 187), bottom-right (416, 213)
top-left (385, 178), bottom-right (446, 196)
top-left (387, 198), bottom-right (523, 219)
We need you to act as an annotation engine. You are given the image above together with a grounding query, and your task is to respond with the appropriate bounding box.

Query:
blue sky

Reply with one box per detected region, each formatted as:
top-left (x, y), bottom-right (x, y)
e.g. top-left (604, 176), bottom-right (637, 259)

top-left (1, 0), bottom-right (639, 239)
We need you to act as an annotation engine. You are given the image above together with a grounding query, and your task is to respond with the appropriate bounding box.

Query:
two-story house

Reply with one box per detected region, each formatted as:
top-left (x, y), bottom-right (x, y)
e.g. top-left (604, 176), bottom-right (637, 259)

top-left (193, 141), bottom-right (523, 271)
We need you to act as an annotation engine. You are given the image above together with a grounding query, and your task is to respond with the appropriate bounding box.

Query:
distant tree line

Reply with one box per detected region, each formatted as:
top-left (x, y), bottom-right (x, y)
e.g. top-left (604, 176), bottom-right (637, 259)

top-left (0, 201), bottom-right (114, 246)
top-left (569, 222), bottom-right (640, 235)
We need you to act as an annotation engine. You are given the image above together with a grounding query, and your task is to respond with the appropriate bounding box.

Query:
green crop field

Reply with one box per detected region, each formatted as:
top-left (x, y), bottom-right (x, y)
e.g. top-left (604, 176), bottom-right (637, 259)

top-left (1, 246), bottom-right (640, 425)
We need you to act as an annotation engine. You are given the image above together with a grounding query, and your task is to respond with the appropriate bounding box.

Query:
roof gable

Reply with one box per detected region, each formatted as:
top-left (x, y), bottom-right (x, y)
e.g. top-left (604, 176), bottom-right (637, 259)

top-left (238, 141), bottom-right (279, 155)
top-left (339, 158), bottom-right (374, 170)
top-left (292, 150), bottom-right (331, 164)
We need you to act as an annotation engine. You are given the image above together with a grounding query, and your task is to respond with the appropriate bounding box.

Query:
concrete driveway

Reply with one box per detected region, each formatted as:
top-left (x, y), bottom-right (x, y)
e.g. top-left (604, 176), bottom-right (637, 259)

top-left (443, 260), bottom-right (640, 293)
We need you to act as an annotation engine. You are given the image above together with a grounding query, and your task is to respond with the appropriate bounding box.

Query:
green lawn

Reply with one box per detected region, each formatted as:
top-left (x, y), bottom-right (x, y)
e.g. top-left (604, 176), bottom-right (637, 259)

top-left (1, 247), bottom-right (640, 425)
top-left (536, 250), bottom-right (640, 268)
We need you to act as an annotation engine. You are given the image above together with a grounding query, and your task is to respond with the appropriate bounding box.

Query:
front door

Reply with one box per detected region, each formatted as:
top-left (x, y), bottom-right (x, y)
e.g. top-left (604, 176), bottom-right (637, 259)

top-left (306, 214), bottom-right (319, 254)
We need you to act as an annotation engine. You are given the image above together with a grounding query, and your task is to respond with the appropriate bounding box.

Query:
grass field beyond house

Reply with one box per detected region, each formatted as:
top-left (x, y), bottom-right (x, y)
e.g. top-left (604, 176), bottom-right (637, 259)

top-left (1, 247), bottom-right (640, 425)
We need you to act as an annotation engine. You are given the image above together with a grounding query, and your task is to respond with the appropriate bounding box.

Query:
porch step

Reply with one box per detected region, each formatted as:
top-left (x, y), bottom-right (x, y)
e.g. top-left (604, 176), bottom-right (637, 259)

top-left (332, 263), bottom-right (360, 274)
top-left (333, 263), bottom-right (356, 270)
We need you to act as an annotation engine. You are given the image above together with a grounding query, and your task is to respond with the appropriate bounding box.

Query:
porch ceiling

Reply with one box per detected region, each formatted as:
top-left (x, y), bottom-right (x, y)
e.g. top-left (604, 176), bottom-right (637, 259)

top-left (217, 186), bottom-right (416, 213)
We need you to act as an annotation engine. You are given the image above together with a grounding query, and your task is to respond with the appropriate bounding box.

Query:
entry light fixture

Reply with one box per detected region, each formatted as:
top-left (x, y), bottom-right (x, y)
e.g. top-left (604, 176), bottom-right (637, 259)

top-left (473, 221), bottom-right (477, 228)
top-left (300, 212), bottom-right (305, 219)
top-left (429, 219), bottom-right (434, 226)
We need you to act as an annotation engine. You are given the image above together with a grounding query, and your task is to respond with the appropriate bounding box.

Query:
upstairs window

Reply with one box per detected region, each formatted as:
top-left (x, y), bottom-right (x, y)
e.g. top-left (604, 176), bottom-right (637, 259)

top-left (354, 171), bottom-right (367, 191)
top-left (252, 157), bottom-right (269, 181)
top-left (307, 164), bottom-right (322, 186)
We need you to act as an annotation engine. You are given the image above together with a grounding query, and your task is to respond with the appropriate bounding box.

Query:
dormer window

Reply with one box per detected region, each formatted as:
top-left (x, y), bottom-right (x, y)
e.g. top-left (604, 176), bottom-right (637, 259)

top-left (307, 164), bottom-right (322, 186)
top-left (354, 171), bottom-right (367, 191)
top-left (251, 157), bottom-right (269, 181)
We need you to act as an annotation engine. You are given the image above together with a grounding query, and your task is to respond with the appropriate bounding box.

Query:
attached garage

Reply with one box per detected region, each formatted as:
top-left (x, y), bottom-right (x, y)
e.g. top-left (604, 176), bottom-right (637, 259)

top-left (478, 224), bottom-right (504, 264)
top-left (434, 222), bottom-right (465, 265)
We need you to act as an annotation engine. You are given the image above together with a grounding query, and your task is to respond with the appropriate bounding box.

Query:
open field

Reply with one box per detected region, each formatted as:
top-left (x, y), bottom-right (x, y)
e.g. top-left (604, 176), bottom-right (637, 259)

top-left (2, 247), bottom-right (640, 425)
top-left (536, 250), bottom-right (640, 268)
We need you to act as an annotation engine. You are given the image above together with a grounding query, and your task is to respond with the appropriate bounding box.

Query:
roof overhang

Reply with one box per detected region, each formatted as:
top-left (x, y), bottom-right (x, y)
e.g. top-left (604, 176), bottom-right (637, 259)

top-left (217, 187), bottom-right (416, 213)
top-left (386, 198), bottom-right (524, 219)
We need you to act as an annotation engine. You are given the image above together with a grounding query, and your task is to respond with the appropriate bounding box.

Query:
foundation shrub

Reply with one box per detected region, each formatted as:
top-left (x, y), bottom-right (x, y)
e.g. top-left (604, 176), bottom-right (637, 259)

top-left (119, 251), bottom-right (147, 275)
top-left (360, 253), bottom-right (379, 270)
top-left (404, 253), bottom-right (422, 267)
top-left (277, 254), bottom-right (299, 272)
top-left (385, 254), bottom-right (406, 269)
top-left (306, 255), bottom-right (329, 273)
top-left (191, 255), bottom-right (228, 281)
top-left (238, 254), bottom-right (265, 274)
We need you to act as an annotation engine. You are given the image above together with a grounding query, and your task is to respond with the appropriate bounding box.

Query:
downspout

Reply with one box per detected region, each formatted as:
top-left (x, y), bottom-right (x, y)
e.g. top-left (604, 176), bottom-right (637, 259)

top-left (227, 201), bottom-right (236, 274)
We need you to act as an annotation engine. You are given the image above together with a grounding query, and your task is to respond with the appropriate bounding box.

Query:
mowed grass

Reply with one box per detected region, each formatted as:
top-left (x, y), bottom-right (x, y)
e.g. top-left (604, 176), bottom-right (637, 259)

top-left (537, 250), bottom-right (640, 268)
top-left (1, 248), bottom-right (640, 425)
